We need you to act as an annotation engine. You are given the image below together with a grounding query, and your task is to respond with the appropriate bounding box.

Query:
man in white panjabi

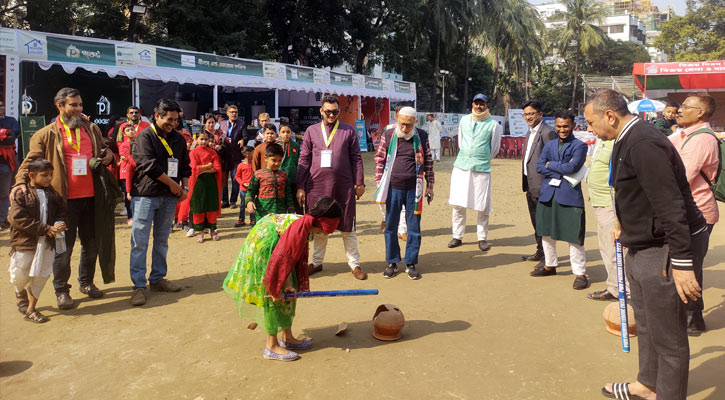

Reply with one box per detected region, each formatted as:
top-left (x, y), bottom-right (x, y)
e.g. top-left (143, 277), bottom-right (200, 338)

top-left (426, 114), bottom-right (442, 161)
top-left (447, 94), bottom-right (502, 252)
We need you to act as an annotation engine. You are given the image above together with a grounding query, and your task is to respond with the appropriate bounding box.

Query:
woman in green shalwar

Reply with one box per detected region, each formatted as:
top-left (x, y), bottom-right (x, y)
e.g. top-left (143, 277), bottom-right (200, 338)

top-left (223, 197), bottom-right (342, 361)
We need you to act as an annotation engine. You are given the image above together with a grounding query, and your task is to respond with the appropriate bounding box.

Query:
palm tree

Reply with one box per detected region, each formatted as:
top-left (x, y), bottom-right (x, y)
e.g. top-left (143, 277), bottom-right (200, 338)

top-left (559, 0), bottom-right (609, 109)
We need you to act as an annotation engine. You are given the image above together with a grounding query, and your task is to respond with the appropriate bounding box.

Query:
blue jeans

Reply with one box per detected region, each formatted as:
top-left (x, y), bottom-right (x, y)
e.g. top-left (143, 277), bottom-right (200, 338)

top-left (236, 190), bottom-right (256, 222)
top-left (229, 161), bottom-right (241, 204)
top-left (384, 188), bottom-right (421, 265)
top-left (0, 163), bottom-right (11, 222)
top-left (130, 196), bottom-right (177, 288)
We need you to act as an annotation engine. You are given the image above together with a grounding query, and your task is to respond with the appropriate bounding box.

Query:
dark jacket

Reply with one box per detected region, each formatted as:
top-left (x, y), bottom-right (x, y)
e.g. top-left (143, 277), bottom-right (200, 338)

top-left (536, 134), bottom-right (588, 208)
top-left (9, 183), bottom-right (65, 254)
top-left (220, 118), bottom-right (247, 163)
top-left (522, 122), bottom-right (557, 198)
top-left (90, 157), bottom-right (123, 283)
top-left (611, 119), bottom-right (706, 270)
top-left (652, 117), bottom-right (675, 135)
top-left (131, 123), bottom-right (191, 197)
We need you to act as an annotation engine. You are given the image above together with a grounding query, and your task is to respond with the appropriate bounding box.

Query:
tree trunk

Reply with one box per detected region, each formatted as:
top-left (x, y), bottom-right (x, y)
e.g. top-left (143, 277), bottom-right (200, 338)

top-left (570, 41), bottom-right (581, 110)
top-left (490, 46), bottom-right (500, 109)
top-left (433, 29), bottom-right (441, 112)
top-left (463, 35), bottom-right (470, 110)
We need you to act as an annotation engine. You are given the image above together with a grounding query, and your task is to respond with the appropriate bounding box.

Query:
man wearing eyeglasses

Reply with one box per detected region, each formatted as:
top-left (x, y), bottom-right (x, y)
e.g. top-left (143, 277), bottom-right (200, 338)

top-left (297, 95), bottom-right (367, 280)
top-left (116, 106), bottom-right (150, 142)
top-left (670, 93), bottom-right (719, 337)
top-left (520, 99), bottom-right (556, 267)
top-left (221, 105), bottom-right (246, 209)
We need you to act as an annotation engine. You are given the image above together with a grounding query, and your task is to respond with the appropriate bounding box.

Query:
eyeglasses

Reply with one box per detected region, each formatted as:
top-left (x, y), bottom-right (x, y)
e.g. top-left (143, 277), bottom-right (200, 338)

top-left (523, 112), bottom-right (541, 117)
top-left (680, 105), bottom-right (701, 111)
top-left (322, 109), bottom-right (340, 116)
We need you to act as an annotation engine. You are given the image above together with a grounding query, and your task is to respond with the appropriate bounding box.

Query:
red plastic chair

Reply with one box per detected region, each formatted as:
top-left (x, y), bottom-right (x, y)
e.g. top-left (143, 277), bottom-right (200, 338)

top-left (441, 137), bottom-right (454, 156)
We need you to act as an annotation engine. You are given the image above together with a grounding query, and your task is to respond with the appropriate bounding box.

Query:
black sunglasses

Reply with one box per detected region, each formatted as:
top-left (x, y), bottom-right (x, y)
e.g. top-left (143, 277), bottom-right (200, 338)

top-left (322, 109), bottom-right (340, 116)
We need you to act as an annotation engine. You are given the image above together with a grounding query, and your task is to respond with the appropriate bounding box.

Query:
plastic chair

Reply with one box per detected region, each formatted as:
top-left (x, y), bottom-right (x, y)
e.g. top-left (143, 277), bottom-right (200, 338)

top-left (441, 137), bottom-right (454, 156)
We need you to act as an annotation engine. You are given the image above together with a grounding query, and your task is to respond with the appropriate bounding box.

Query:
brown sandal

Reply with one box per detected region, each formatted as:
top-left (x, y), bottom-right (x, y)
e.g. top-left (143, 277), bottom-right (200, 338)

top-left (16, 290), bottom-right (29, 314)
top-left (24, 310), bottom-right (49, 323)
top-left (211, 231), bottom-right (221, 241)
top-left (196, 233), bottom-right (204, 243)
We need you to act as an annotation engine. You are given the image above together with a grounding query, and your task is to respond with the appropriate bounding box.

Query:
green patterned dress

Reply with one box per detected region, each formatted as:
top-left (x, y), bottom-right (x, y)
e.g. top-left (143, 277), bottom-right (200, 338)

top-left (223, 213), bottom-right (307, 334)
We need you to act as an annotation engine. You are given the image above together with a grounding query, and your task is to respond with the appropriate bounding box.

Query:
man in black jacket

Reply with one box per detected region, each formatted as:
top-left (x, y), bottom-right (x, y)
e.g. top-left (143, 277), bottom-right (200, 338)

top-left (520, 99), bottom-right (557, 266)
top-left (220, 105), bottom-right (246, 208)
top-left (129, 98), bottom-right (191, 306)
top-left (585, 89), bottom-right (707, 400)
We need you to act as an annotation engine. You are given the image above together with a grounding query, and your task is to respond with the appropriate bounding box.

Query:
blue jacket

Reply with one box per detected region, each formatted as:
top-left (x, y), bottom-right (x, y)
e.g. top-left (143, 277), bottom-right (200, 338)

top-left (536, 135), bottom-right (587, 208)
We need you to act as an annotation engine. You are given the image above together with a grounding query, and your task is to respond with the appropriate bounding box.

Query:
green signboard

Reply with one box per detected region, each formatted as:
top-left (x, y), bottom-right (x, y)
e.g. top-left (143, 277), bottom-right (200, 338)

top-left (47, 37), bottom-right (116, 66)
top-left (286, 66), bottom-right (314, 83)
top-left (330, 71), bottom-right (353, 86)
top-left (156, 48), bottom-right (264, 76)
top-left (395, 81), bottom-right (411, 93)
top-left (20, 116), bottom-right (46, 159)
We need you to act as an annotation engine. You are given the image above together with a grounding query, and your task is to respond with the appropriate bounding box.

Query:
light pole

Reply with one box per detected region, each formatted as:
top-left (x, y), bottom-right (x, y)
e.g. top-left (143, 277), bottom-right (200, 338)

top-left (127, 2), bottom-right (147, 43)
top-left (440, 69), bottom-right (450, 114)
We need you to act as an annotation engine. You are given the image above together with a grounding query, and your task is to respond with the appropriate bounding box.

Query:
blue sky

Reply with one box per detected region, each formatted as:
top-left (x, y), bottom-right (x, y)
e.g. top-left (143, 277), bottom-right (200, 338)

top-left (528, 0), bottom-right (687, 16)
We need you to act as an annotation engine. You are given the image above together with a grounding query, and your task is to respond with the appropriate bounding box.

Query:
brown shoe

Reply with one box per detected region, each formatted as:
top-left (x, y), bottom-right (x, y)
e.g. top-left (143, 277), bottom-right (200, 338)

top-left (149, 279), bottom-right (182, 292)
top-left (398, 233), bottom-right (407, 241)
top-left (380, 220), bottom-right (386, 233)
top-left (308, 263), bottom-right (323, 276)
top-left (130, 288), bottom-right (146, 306)
top-left (352, 267), bottom-right (367, 280)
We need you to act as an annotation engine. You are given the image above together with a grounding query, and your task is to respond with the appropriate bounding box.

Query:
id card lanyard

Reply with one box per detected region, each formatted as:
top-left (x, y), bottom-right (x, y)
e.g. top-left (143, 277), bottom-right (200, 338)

top-left (320, 121), bottom-right (338, 168)
top-left (151, 124), bottom-right (178, 178)
top-left (321, 121), bottom-right (339, 148)
top-left (60, 116), bottom-right (81, 154)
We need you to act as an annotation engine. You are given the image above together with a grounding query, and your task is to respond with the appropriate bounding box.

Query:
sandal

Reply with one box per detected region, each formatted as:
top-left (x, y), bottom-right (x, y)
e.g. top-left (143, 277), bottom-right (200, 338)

top-left (587, 290), bottom-right (617, 301)
top-left (24, 310), bottom-right (49, 324)
top-left (601, 383), bottom-right (647, 400)
top-left (196, 233), bottom-right (204, 243)
top-left (211, 231), bottom-right (221, 241)
top-left (16, 290), bottom-right (29, 314)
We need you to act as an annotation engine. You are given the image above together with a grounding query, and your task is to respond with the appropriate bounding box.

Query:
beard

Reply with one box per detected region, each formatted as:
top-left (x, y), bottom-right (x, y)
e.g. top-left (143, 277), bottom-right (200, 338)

top-left (62, 113), bottom-right (84, 129)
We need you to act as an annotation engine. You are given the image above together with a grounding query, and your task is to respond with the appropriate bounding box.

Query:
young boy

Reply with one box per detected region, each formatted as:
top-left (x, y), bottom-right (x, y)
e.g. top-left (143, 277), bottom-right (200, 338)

top-left (8, 159), bottom-right (66, 323)
top-left (234, 146), bottom-right (255, 227)
top-left (118, 124), bottom-right (136, 225)
top-left (251, 123), bottom-right (278, 171)
top-left (277, 123), bottom-right (302, 214)
top-left (245, 143), bottom-right (295, 219)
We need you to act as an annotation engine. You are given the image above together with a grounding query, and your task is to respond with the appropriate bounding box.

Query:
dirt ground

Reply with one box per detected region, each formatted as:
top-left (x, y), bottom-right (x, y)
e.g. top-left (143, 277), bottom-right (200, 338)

top-left (1, 153), bottom-right (723, 400)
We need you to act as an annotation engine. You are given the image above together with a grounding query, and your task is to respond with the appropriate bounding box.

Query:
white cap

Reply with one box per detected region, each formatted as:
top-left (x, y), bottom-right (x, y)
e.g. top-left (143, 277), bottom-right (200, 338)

top-left (398, 106), bottom-right (417, 117)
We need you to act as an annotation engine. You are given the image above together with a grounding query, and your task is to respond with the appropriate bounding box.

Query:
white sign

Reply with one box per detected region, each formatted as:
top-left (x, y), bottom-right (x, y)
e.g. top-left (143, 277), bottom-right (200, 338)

top-left (115, 43), bottom-right (136, 66)
top-left (0, 28), bottom-right (18, 55)
top-left (21, 93), bottom-right (36, 116)
top-left (507, 108), bottom-right (528, 137)
top-left (5, 56), bottom-right (20, 118)
top-left (180, 54), bottom-right (195, 68)
top-left (19, 31), bottom-right (47, 60)
top-left (382, 79), bottom-right (395, 92)
top-left (135, 45), bottom-right (156, 66)
top-left (96, 96), bottom-right (111, 115)
top-left (314, 69), bottom-right (330, 85)
top-left (263, 62), bottom-right (286, 79)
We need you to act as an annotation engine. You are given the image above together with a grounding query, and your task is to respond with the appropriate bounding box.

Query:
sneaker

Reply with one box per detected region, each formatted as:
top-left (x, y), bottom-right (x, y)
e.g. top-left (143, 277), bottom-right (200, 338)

top-left (130, 288), bottom-right (146, 306)
top-left (234, 220), bottom-right (246, 227)
top-left (181, 222), bottom-right (190, 232)
top-left (186, 228), bottom-right (196, 237)
top-left (405, 264), bottom-right (421, 280)
top-left (383, 263), bottom-right (399, 278)
top-left (149, 279), bottom-right (182, 292)
top-left (79, 283), bottom-right (104, 298)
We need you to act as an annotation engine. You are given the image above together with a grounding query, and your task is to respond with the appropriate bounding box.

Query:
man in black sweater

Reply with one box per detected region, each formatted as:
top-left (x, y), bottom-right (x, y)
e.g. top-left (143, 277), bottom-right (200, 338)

top-left (584, 89), bottom-right (707, 400)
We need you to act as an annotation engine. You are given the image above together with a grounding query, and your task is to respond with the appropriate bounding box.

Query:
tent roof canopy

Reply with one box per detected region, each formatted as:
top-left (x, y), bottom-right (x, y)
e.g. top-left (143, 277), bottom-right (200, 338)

top-left (632, 61), bottom-right (725, 93)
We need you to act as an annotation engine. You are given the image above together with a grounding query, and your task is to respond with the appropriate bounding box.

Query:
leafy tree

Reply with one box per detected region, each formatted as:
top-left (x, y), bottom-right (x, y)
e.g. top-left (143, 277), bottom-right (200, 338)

top-left (529, 65), bottom-right (573, 114)
top-left (558, 0), bottom-right (608, 109)
top-left (582, 38), bottom-right (651, 76)
top-left (653, 0), bottom-right (725, 61)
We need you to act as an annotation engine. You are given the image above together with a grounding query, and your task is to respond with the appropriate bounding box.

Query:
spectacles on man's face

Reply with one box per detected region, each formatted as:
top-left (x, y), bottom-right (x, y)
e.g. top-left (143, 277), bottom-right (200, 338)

top-left (680, 104), bottom-right (701, 111)
top-left (322, 109), bottom-right (340, 116)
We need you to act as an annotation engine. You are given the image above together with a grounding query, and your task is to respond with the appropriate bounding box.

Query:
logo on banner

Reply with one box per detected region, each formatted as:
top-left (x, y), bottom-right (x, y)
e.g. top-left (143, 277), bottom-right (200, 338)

top-left (181, 54), bottom-right (196, 67)
top-left (24, 39), bottom-right (44, 56)
top-left (138, 49), bottom-right (152, 63)
top-left (646, 64), bottom-right (658, 74)
top-left (96, 96), bottom-right (111, 115)
top-left (66, 44), bottom-right (80, 58)
top-left (21, 94), bottom-right (37, 115)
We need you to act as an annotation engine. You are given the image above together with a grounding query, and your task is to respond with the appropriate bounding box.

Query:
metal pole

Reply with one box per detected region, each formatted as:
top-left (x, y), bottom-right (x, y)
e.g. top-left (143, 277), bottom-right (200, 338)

top-left (213, 85), bottom-right (219, 111)
top-left (442, 76), bottom-right (446, 114)
top-left (134, 78), bottom-right (140, 107)
top-left (126, 1), bottom-right (137, 42)
top-left (274, 89), bottom-right (279, 119)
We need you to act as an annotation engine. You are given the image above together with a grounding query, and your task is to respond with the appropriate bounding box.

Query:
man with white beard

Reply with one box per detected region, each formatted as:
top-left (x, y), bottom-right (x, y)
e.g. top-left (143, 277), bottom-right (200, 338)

top-left (15, 87), bottom-right (114, 310)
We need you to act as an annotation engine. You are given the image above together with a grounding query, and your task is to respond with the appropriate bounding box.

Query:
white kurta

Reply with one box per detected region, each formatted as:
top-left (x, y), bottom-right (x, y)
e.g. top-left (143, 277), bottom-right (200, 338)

top-left (427, 120), bottom-right (442, 150)
top-left (448, 168), bottom-right (493, 212)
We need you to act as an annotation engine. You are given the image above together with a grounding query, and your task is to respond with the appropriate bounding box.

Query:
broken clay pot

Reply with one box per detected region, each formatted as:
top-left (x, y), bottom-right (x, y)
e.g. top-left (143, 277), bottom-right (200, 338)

top-left (372, 304), bottom-right (405, 341)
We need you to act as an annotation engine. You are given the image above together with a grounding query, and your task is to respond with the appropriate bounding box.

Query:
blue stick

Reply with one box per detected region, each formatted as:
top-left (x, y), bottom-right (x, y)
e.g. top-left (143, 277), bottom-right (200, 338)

top-left (615, 240), bottom-right (630, 353)
top-left (285, 289), bottom-right (379, 298)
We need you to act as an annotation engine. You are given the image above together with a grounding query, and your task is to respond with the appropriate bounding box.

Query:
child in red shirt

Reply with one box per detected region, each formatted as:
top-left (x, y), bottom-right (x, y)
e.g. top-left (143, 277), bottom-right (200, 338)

top-left (118, 125), bottom-right (136, 225)
top-left (234, 146), bottom-right (255, 227)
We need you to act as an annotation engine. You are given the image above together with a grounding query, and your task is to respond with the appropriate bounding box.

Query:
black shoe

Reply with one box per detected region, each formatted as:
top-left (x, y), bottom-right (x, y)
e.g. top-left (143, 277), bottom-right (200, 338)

top-left (532, 260), bottom-right (545, 270)
top-left (221, 202), bottom-right (230, 209)
top-left (405, 264), bottom-right (421, 280)
top-left (687, 314), bottom-right (707, 337)
top-left (586, 289), bottom-right (617, 301)
top-left (572, 276), bottom-right (589, 290)
top-left (383, 263), bottom-right (399, 278)
top-left (448, 238), bottom-right (463, 248)
top-left (478, 240), bottom-right (491, 252)
top-left (56, 293), bottom-right (74, 310)
top-left (79, 283), bottom-right (104, 299)
top-left (234, 220), bottom-right (246, 228)
top-left (230, 203), bottom-right (238, 209)
top-left (522, 252), bottom-right (544, 261)
top-left (0, 220), bottom-right (10, 230)
top-left (530, 267), bottom-right (556, 277)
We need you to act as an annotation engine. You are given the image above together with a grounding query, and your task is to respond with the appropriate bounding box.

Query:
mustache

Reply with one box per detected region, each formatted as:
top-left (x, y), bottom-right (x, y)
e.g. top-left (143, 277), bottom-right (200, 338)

top-left (62, 114), bottom-right (84, 129)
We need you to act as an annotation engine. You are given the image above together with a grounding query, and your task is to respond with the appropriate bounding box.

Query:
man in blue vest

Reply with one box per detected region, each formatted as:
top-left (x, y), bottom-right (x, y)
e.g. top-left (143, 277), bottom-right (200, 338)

top-left (447, 94), bottom-right (502, 252)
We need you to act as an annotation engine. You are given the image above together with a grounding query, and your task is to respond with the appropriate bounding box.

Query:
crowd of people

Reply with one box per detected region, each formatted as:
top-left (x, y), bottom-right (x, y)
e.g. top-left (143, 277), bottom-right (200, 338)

top-left (2, 86), bottom-right (721, 398)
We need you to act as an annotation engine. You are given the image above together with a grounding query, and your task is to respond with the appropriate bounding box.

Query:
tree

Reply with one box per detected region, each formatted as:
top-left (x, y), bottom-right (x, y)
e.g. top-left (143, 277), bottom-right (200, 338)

top-left (558, 0), bottom-right (608, 109)
top-left (582, 38), bottom-right (651, 76)
top-left (653, 0), bottom-right (725, 61)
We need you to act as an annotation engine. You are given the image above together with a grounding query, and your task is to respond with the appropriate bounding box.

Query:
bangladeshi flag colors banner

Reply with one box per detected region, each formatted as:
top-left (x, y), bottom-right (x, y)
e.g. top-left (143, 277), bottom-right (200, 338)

top-left (633, 61), bottom-right (725, 92)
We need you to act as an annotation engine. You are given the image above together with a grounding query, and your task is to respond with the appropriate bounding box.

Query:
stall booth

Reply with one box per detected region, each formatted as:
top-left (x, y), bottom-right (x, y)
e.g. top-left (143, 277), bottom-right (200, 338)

top-left (632, 61), bottom-right (725, 130)
top-left (1, 27), bottom-right (417, 154)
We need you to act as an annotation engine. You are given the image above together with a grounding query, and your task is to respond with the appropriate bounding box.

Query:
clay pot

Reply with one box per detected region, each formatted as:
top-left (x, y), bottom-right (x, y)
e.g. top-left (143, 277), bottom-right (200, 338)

top-left (372, 304), bottom-right (405, 341)
top-left (603, 302), bottom-right (637, 337)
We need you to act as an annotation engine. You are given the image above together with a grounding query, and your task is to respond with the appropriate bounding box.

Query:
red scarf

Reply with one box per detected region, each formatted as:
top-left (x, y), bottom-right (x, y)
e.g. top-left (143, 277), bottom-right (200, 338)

top-left (264, 214), bottom-right (340, 297)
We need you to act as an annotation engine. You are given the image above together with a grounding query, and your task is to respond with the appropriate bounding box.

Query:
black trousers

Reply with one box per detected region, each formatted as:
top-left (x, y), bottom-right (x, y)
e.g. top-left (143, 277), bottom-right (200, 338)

top-left (525, 191), bottom-right (543, 254)
top-left (687, 224), bottom-right (714, 319)
top-left (53, 197), bottom-right (98, 294)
